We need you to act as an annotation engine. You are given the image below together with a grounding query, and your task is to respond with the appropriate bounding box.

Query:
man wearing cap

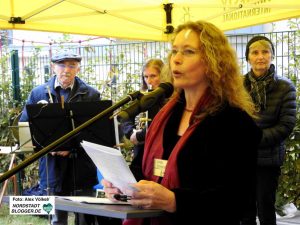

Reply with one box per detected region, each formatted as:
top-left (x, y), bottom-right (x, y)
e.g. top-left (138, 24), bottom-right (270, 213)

top-left (19, 50), bottom-right (103, 225)
top-left (242, 36), bottom-right (296, 225)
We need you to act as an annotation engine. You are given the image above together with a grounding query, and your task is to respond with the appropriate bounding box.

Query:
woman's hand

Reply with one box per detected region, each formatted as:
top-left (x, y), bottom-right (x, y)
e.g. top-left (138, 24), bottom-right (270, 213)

top-left (130, 129), bottom-right (139, 145)
top-left (101, 179), bottom-right (122, 201)
top-left (129, 180), bottom-right (176, 212)
top-left (50, 151), bottom-right (70, 157)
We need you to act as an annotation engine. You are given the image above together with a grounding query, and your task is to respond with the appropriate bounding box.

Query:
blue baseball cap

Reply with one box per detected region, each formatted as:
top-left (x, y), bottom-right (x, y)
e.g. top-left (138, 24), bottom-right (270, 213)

top-left (51, 50), bottom-right (82, 63)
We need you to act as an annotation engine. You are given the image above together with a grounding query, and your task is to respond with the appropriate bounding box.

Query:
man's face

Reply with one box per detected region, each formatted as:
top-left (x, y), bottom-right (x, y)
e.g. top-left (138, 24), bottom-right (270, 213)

top-left (52, 60), bottom-right (80, 88)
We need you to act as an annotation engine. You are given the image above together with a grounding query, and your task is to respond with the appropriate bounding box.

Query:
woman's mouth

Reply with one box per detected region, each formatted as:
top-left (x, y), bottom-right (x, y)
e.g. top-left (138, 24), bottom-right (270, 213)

top-left (172, 70), bottom-right (182, 77)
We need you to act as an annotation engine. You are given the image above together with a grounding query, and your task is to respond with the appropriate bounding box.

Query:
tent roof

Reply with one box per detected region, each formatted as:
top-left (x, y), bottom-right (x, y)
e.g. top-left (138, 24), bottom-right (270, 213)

top-left (1, 0), bottom-right (300, 41)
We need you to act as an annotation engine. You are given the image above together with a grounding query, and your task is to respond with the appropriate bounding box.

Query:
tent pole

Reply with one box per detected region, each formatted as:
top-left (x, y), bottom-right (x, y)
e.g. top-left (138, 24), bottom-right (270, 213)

top-left (164, 3), bottom-right (174, 34)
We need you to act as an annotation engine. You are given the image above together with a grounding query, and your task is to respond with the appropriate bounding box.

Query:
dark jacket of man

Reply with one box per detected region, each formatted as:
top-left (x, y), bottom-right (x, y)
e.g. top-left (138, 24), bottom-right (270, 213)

top-left (20, 75), bottom-right (100, 194)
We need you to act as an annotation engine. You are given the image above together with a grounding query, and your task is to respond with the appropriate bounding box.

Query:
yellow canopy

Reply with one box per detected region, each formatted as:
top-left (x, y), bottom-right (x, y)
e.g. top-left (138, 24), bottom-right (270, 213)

top-left (1, 0), bottom-right (300, 41)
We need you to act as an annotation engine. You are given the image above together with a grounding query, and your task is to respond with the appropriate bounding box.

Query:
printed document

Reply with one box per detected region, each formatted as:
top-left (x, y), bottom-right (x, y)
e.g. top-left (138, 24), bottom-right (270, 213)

top-left (81, 140), bottom-right (137, 193)
top-left (58, 196), bottom-right (130, 205)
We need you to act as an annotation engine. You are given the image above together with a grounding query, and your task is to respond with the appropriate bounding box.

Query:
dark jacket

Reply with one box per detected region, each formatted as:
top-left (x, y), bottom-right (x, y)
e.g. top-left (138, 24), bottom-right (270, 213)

top-left (134, 102), bottom-right (262, 225)
top-left (244, 72), bottom-right (296, 166)
top-left (122, 100), bottom-right (163, 166)
top-left (20, 75), bottom-right (100, 121)
top-left (20, 75), bottom-right (100, 194)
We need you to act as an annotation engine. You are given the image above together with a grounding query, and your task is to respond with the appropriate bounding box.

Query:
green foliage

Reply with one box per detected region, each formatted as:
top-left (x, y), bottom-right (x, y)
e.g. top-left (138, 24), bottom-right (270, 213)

top-left (20, 46), bottom-right (42, 103)
top-left (120, 137), bottom-right (134, 163)
top-left (0, 204), bottom-right (75, 225)
top-left (276, 81), bottom-right (300, 212)
top-left (0, 108), bottom-right (20, 176)
top-left (275, 19), bottom-right (300, 212)
top-left (0, 35), bottom-right (21, 173)
top-left (0, 39), bottom-right (41, 190)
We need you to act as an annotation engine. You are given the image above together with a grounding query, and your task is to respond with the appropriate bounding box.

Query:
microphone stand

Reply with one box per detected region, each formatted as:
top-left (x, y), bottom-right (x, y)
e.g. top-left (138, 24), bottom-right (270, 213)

top-left (0, 91), bottom-right (141, 184)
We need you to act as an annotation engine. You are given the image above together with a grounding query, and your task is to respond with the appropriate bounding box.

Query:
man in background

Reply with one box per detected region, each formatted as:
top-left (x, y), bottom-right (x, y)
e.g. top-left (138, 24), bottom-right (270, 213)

top-left (20, 50), bottom-right (120, 225)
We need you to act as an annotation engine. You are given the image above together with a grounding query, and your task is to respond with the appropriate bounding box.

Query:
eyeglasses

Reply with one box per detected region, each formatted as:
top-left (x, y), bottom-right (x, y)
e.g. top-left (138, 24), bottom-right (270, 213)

top-left (56, 63), bottom-right (79, 70)
top-left (170, 48), bottom-right (201, 57)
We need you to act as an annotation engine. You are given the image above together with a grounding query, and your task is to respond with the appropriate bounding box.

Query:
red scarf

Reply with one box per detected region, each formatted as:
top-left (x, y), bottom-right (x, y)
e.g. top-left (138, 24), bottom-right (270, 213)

top-left (124, 92), bottom-right (212, 225)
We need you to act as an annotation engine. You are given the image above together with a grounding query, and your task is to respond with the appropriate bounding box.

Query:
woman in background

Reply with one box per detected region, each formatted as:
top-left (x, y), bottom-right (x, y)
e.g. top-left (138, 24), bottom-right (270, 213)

top-left (242, 36), bottom-right (296, 225)
top-left (121, 59), bottom-right (166, 177)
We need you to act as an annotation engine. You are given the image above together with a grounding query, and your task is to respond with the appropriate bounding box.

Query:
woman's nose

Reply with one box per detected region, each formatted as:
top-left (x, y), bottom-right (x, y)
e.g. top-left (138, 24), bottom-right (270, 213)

top-left (172, 53), bottom-right (183, 64)
top-left (257, 52), bottom-right (265, 58)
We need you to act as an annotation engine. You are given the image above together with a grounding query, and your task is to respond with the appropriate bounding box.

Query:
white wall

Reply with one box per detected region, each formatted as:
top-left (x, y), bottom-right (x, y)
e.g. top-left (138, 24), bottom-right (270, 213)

top-left (225, 19), bottom-right (295, 35)
top-left (10, 30), bottom-right (112, 46)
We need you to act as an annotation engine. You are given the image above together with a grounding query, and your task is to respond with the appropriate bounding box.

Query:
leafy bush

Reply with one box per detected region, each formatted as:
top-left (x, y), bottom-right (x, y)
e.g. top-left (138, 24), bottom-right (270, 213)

top-left (275, 19), bottom-right (300, 212)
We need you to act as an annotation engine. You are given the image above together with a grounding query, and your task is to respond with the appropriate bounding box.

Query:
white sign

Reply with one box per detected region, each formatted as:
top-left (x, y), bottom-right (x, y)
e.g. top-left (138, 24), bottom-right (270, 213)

top-left (9, 196), bottom-right (55, 215)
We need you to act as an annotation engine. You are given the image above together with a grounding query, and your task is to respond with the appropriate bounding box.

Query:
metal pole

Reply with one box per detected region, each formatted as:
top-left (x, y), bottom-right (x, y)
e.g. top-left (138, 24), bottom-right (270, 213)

top-left (11, 50), bottom-right (21, 103)
top-left (0, 91), bottom-right (141, 184)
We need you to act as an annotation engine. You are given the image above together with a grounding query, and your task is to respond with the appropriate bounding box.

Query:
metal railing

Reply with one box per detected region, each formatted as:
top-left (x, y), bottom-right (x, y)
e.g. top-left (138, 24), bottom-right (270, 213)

top-left (0, 30), bottom-right (298, 113)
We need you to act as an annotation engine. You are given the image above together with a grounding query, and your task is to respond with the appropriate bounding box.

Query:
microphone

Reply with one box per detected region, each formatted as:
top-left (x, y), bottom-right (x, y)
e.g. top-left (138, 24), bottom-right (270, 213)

top-left (117, 82), bottom-right (173, 122)
top-left (139, 82), bottom-right (173, 111)
top-left (117, 99), bottom-right (140, 122)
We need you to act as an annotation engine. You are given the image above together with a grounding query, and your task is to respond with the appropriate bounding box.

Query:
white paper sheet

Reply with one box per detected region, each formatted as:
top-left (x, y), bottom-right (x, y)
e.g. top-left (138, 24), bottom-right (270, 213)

top-left (58, 196), bottom-right (130, 205)
top-left (18, 122), bottom-right (34, 151)
top-left (0, 145), bottom-right (18, 154)
top-left (81, 140), bottom-right (137, 193)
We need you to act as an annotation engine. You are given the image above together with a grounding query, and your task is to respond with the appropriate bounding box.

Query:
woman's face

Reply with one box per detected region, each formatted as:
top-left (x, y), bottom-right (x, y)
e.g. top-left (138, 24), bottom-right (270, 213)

top-left (143, 66), bottom-right (161, 90)
top-left (170, 29), bottom-right (208, 92)
top-left (248, 43), bottom-right (272, 77)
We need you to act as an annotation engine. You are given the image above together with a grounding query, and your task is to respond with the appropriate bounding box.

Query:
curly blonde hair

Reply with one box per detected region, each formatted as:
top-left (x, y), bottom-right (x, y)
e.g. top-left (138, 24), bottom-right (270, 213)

top-left (170, 20), bottom-right (256, 117)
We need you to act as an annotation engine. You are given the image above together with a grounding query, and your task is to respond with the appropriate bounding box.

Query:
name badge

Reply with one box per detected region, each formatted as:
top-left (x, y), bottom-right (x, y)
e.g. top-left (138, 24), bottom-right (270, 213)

top-left (153, 159), bottom-right (168, 177)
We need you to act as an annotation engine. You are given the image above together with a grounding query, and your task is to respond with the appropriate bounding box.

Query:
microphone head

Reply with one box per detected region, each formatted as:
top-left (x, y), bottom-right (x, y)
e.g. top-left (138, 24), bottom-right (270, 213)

top-left (158, 82), bottom-right (174, 98)
top-left (117, 82), bottom-right (173, 123)
top-left (116, 110), bottom-right (130, 123)
top-left (139, 82), bottom-right (173, 112)
top-left (116, 99), bottom-right (140, 122)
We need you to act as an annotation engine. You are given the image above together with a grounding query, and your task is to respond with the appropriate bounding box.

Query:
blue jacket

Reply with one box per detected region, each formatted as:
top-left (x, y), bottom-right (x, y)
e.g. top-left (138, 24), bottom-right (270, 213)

top-left (20, 75), bottom-right (101, 194)
top-left (20, 75), bottom-right (100, 121)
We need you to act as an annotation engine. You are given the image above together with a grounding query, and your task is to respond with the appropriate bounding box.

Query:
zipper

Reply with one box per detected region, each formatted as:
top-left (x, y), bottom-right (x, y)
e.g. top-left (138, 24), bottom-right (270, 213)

top-left (68, 90), bottom-right (87, 102)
